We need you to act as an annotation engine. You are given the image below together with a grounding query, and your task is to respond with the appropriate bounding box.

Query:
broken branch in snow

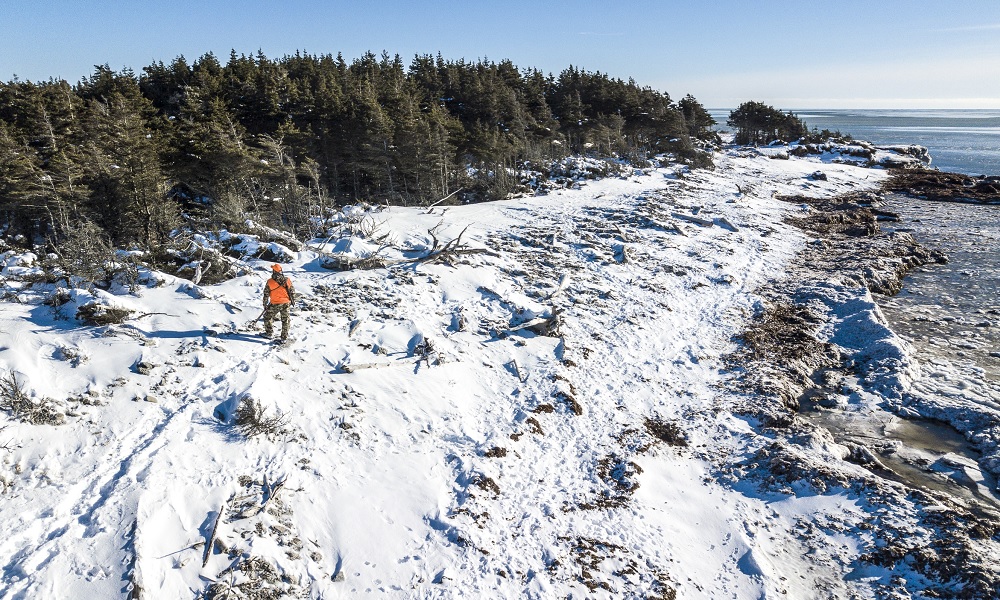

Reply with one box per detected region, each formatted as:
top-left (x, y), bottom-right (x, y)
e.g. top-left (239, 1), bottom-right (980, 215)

top-left (505, 308), bottom-right (563, 337)
top-left (507, 359), bottom-right (526, 383)
top-left (242, 220), bottom-right (303, 252)
top-left (425, 187), bottom-right (464, 211)
top-left (544, 274), bottom-right (570, 300)
top-left (413, 224), bottom-right (496, 265)
top-left (614, 224), bottom-right (631, 243)
top-left (348, 317), bottom-right (364, 338)
top-left (203, 503), bottom-right (225, 568)
top-left (718, 217), bottom-right (740, 232)
top-left (132, 312), bottom-right (174, 320)
top-left (234, 475), bottom-right (287, 519)
top-left (340, 361), bottom-right (398, 373)
top-left (671, 212), bottom-right (715, 227)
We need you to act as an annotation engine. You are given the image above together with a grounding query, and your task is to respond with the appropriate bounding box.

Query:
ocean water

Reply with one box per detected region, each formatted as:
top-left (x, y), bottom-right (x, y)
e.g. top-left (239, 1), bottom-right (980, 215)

top-left (710, 108), bottom-right (1000, 177)
top-left (878, 198), bottom-right (1000, 381)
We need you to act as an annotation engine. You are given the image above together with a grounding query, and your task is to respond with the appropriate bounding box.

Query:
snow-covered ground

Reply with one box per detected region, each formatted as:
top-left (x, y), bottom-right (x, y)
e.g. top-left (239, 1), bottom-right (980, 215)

top-left (2, 150), bottom-right (998, 599)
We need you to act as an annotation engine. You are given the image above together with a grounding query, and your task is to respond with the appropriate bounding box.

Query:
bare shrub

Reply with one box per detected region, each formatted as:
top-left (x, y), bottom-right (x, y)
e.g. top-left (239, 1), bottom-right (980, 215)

top-left (49, 219), bottom-right (140, 289)
top-left (76, 302), bottom-right (134, 325)
top-left (235, 396), bottom-right (287, 439)
top-left (0, 371), bottom-right (65, 425)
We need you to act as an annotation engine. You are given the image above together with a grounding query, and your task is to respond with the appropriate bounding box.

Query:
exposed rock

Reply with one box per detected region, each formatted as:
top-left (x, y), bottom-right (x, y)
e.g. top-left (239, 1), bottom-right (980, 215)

top-left (884, 169), bottom-right (1000, 204)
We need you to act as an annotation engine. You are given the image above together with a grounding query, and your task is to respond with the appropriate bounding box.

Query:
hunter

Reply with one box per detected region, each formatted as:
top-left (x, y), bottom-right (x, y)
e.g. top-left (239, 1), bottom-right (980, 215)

top-left (262, 264), bottom-right (295, 340)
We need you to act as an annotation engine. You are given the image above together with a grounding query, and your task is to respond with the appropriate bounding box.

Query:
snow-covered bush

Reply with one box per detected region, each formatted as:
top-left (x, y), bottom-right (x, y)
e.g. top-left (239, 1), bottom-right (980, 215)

top-left (0, 371), bottom-right (65, 426)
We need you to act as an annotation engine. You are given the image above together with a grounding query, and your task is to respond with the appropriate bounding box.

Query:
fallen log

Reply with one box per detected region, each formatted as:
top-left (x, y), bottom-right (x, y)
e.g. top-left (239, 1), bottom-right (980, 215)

top-left (671, 212), bottom-right (715, 227)
top-left (718, 217), bottom-right (740, 232)
top-left (505, 308), bottom-right (563, 337)
top-left (202, 503), bottom-right (225, 568)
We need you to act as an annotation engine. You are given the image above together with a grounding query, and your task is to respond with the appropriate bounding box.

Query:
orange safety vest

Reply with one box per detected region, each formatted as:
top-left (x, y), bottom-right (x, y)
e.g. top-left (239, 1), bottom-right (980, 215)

top-left (266, 276), bottom-right (293, 304)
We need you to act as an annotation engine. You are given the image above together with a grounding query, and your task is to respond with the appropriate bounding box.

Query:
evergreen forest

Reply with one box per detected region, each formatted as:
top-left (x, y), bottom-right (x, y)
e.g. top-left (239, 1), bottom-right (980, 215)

top-left (0, 50), bottom-right (718, 252)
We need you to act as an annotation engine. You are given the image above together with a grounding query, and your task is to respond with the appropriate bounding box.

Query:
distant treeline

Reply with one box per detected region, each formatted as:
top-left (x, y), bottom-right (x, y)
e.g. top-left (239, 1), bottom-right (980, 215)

top-left (0, 50), bottom-right (717, 248)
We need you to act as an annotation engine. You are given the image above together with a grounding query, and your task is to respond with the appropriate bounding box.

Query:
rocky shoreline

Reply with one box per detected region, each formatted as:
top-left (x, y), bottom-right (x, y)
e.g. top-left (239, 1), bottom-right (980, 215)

top-left (725, 185), bottom-right (1000, 599)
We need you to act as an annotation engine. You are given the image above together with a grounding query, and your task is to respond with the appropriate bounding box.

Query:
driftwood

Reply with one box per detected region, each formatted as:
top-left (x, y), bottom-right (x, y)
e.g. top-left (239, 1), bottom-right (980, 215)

top-left (341, 361), bottom-right (398, 373)
top-left (505, 308), bottom-right (562, 337)
top-left (671, 212), bottom-right (715, 227)
top-left (128, 518), bottom-right (142, 600)
top-left (507, 359), bottom-right (527, 383)
top-left (614, 224), bottom-right (631, 243)
top-left (415, 224), bottom-right (471, 264)
top-left (202, 503), bottom-right (225, 568)
top-left (544, 274), bottom-right (570, 300)
top-left (425, 187), bottom-right (464, 212)
top-left (318, 243), bottom-right (392, 271)
top-left (181, 243), bottom-right (248, 281)
top-left (340, 355), bottom-right (438, 372)
top-left (233, 476), bottom-right (287, 520)
top-left (718, 217), bottom-right (740, 232)
top-left (650, 216), bottom-right (687, 237)
top-left (318, 222), bottom-right (494, 271)
top-left (348, 317), bottom-right (364, 337)
top-left (262, 478), bottom-right (285, 509)
top-left (614, 244), bottom-right (631, 264)
top-left (243, 220), bottom-right (303, 251)
top-left (133, 312), bottom-right (173, 320)
top-left (191, 261), bottom-right (208, 286)
top-left (401, 224), bottom-right (499, 266)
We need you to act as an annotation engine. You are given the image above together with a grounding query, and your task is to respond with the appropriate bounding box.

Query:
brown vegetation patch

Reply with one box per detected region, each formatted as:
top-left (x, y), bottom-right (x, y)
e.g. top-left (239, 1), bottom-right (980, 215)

top-left (729, 299), bottom-right (836, 426)
top-left (644, 417), bottom-right (688, 447)
top-left (554, 536), bottom-right (677, 598)
top-left (860, 495), bottom-right (1000, 600)
top-left (483, 446), bottom-right (507, 458)
top-left (554, 390), bottom-right (583, 416)
top-left (884, 169), bottom-right (1000, 204)
top-left (473, 475), bottom-right (501, 497)
top-left (580, 455), bottom-right (643, 510)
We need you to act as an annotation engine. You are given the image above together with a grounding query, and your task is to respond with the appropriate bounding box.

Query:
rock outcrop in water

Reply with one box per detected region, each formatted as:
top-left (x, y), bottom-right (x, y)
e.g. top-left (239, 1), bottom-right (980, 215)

top-left (885, 169), bottom-right (1000, 204)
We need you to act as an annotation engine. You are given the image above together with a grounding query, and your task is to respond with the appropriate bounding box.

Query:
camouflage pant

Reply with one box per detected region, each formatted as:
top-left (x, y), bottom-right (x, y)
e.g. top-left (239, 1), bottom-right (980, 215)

top-left (263, 303), bottom-right (291, 338)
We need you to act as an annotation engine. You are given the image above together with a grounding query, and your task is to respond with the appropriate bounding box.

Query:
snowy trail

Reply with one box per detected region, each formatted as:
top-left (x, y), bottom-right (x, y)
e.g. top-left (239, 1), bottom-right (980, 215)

top-left (0, 321), bottom-right (286, 597)
top-left (0, 159), bottom-right (815, 598)
top-left (4, 153), bottom-right (998, 598)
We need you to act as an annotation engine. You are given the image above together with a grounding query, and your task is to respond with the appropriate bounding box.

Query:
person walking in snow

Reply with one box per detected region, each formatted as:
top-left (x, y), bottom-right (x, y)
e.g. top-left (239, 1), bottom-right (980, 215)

top-left (262, 264), bottom-right (295, 341)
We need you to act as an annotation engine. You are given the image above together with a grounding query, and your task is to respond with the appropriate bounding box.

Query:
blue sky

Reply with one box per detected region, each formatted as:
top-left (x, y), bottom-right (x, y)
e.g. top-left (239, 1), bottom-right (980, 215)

top-left (1, 0), bottom-right (998, 108)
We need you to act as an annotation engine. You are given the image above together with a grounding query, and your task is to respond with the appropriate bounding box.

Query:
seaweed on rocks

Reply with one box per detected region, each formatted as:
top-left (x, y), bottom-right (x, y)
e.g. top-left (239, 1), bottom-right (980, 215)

top-left (884, 168), bottom-right (1000, 204)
